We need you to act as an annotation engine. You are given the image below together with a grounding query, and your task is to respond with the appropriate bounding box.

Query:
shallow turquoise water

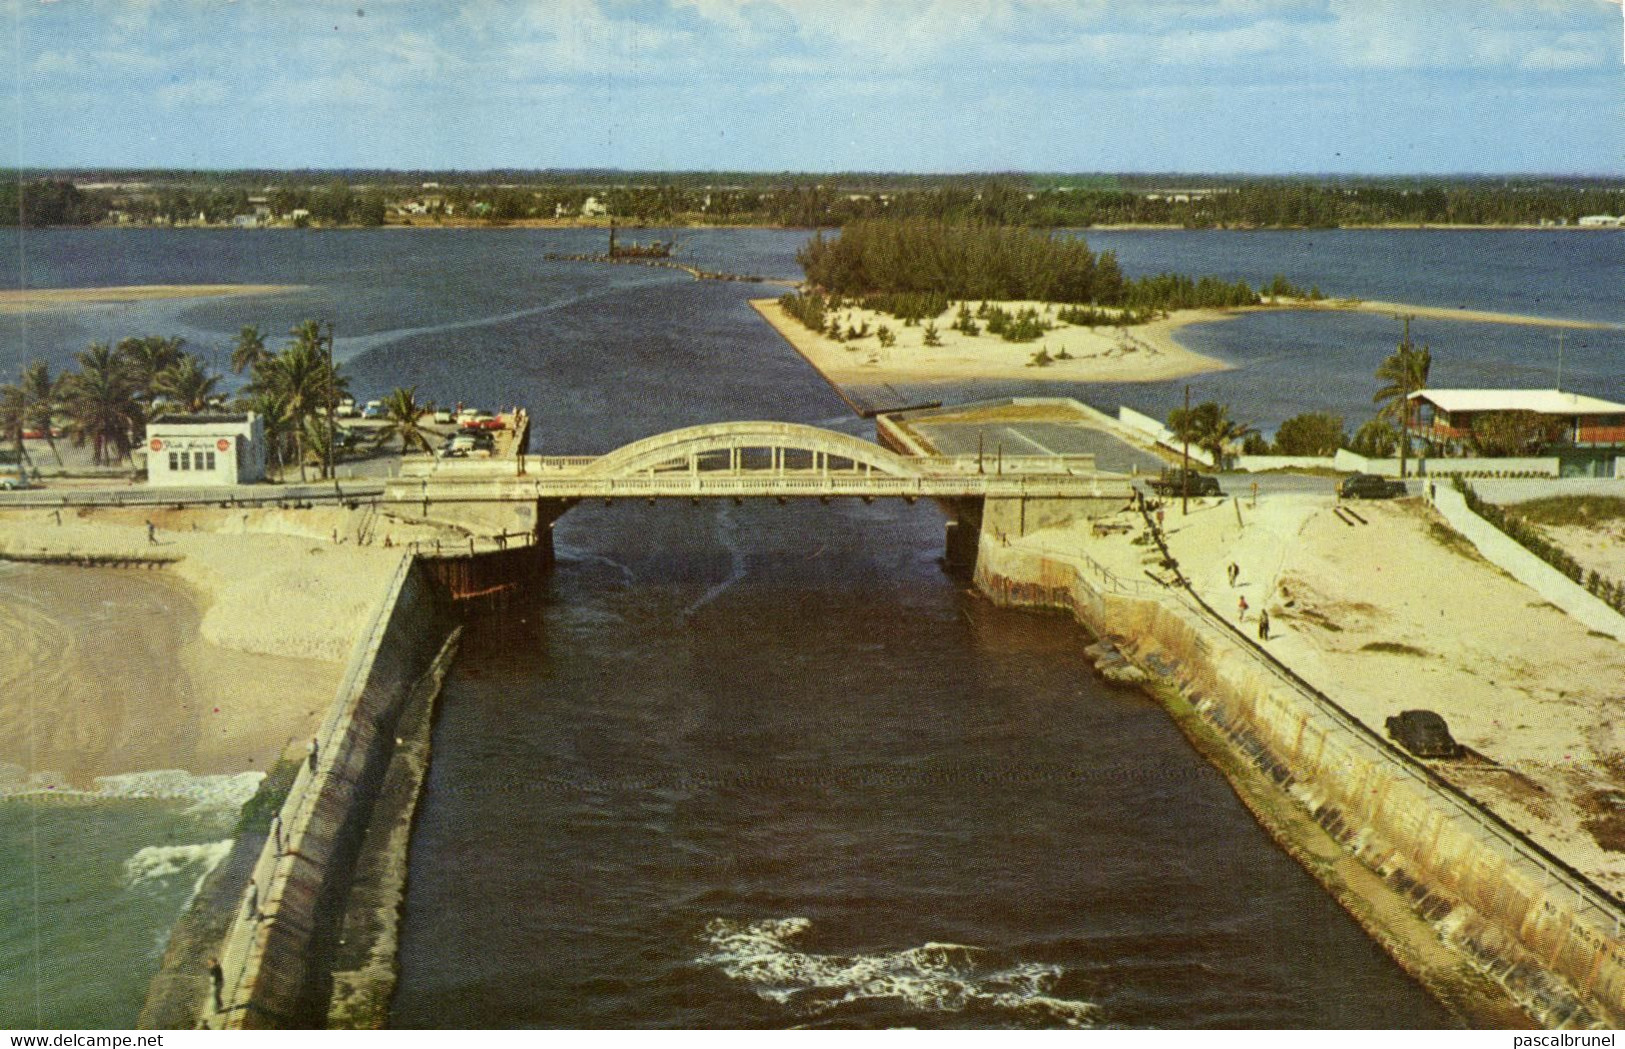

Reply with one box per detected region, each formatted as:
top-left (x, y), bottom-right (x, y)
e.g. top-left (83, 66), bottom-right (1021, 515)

top-left (0, 799), bottom-right (238, 1028)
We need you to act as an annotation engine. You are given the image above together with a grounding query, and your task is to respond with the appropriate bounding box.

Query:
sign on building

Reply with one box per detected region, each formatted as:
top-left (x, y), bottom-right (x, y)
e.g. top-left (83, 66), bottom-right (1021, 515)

top-left (146, 413), bottom-right (267, 487)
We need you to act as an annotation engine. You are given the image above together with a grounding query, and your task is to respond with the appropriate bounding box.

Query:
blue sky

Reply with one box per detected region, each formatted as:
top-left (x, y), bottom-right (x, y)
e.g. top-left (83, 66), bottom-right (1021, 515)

top-left (6, 0), bottom-right (1624, 173)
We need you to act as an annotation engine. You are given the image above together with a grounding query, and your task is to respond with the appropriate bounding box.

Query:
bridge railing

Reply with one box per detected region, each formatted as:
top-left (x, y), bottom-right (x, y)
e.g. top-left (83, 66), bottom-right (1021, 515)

top-left (387, 473), bottom-right (1131, 503)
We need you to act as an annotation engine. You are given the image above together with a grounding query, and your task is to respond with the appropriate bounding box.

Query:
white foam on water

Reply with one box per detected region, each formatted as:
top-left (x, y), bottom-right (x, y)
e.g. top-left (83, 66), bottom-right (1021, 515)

top-left (698, 917), bottom-right (1099, 1028)
top-left (91, 770), bottom-right (264, 811)
top-left (123, 839), bottom-right (233, 907)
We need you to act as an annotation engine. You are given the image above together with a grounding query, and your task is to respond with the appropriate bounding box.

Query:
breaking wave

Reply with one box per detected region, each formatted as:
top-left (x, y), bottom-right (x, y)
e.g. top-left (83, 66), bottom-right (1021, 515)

top-left (697, 917), bottom-right (1098, 1027)
top-left (123, 840), bottom-right (233, 906)
top-left (92, 770), bottom-right (264, 811)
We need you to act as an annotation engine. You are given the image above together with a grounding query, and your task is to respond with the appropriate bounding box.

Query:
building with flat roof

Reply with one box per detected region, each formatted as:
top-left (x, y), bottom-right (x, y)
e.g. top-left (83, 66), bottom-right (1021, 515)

top-left (146, 412), bottom-right (267, 487)
top-left (1407, 389), bottom-right (1625, 476)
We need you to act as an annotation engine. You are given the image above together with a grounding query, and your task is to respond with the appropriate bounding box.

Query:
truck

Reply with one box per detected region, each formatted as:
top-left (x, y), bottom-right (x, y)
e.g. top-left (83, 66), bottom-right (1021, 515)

top-left (1148, 467), bottom-right (1222, 497)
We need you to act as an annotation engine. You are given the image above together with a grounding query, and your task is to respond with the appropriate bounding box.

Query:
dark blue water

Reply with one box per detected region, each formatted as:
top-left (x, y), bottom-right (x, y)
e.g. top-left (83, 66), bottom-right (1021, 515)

top-left (4, 227), bottom-right (1617, 438)
top-left (5, 225), bottom-right (1607, 1026)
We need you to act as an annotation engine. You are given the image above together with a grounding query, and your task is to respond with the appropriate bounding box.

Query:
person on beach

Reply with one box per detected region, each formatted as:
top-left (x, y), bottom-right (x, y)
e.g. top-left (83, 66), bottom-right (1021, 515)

top-left (1238, 595), bottom-right (1249, 622)
top-left (245, 878), bottom-right (259, 919)
top-left (208, 957), bottom-right (224, 1012)
top-left (1258, 610), bottom-right (1271, 641)
top-left (306, 736), bottom-right (319, 771)
top-left (1227, 562), bottom-right (1239, 586)
top-left (146, 519), bottom-right (157, 544)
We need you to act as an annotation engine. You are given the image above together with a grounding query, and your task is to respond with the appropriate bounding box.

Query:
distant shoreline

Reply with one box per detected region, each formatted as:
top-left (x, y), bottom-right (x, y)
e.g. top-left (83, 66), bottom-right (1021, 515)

top-left (0, 284), bottom-right (307, 313)
top-left (10, 219), bottom-right (1622, 234)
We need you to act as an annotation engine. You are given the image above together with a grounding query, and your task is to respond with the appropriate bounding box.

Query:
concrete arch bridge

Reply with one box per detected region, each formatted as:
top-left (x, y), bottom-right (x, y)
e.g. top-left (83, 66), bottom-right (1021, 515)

top-left (387, 420), bottom-right (1133, 572)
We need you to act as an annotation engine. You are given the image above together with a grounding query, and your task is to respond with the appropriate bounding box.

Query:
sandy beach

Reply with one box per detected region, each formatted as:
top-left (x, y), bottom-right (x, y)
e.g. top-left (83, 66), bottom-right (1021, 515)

top-left (751, 298), bottom-right (1233, 386)
top-left (0, 504), bottom-right (453, 792)
top-left (0, 285), bottom-right (306, 314)
top-left (753, 292), bottom-right (1615, 392)
top-left (1071, 493), bottom-right (1625, 895)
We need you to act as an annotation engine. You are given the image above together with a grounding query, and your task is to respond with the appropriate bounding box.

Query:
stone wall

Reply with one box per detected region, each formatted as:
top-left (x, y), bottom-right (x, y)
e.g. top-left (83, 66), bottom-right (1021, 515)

top-left (206, 554), bottom-right (447, 1029)
top-left (976, 537), bottom-right (1625, 1028)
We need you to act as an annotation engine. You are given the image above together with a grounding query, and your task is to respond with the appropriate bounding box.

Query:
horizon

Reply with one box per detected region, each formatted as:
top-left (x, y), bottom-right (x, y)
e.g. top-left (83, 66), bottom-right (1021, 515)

top-left (5, 1), bottom-right (1624, 175)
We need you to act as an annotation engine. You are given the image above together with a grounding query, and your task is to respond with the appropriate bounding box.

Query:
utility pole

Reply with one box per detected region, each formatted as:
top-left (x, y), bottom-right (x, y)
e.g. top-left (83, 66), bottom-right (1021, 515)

top-left (324, 321), bottom-right (336, 482)
top-left (1181, 383), bottom-right (1190, 516)
top-left (1554, 332), bottom-right (1566, 392)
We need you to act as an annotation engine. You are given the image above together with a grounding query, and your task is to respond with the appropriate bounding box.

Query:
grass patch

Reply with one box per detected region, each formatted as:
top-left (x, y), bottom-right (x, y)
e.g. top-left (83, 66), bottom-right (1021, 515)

top-left (1361, 641), bottom-right (1429, 657)
top-left (235, 755), bottom-right (301, 835)
top-left (1511, 495), bottom-right (1625, 528)
top-left (1425, 520), bottom-right (1484, 562)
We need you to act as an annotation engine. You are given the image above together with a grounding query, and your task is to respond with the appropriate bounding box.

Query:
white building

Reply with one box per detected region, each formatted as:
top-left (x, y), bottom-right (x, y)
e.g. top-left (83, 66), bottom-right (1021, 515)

top-left (146, 413), bottom-right (267, 487)
top-left (1577, 215), bottom-right (1622, 227)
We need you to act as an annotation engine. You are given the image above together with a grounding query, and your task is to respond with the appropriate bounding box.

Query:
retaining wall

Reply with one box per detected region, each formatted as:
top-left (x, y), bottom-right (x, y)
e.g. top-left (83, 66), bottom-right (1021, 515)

top-left (206, 554), bottom-right (446, 1029)
top-left (1430, 487), bottom-right (1625, 643)
top-left (975, 537), bottom-right (1625, 1028)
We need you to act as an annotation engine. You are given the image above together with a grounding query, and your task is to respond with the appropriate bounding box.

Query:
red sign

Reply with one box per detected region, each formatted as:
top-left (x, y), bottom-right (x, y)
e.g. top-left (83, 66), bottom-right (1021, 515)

top-left (217, 438), bottom-right (231, 452)
top-left (149, 438), bottom-right (163, 452)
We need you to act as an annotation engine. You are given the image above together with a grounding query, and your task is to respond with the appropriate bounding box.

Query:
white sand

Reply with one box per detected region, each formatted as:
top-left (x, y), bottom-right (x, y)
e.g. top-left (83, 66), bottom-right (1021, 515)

top-left (0, 505), bottom-right (454, 788)
top-left (1059, 492), bottom-right (1625, 894)
top-left (752, 298), bottom-right (1232, 386)
top-left (0, 284), bottom-right (305, 314)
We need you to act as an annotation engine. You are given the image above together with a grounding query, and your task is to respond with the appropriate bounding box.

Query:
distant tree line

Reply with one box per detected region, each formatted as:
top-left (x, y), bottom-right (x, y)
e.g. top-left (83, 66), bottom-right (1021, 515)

top-left (7, 171), bottom-right (1623, 228)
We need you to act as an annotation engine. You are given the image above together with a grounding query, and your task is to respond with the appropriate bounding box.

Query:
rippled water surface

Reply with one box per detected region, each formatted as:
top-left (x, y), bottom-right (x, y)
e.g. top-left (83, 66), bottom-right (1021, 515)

top-left (5, 226), bottom-right (1613, 1027)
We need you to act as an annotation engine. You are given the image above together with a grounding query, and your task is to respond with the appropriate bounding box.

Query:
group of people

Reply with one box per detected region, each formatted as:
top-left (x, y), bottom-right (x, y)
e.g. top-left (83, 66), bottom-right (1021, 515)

top-left (1229, 561), bottom-right (1271, 641)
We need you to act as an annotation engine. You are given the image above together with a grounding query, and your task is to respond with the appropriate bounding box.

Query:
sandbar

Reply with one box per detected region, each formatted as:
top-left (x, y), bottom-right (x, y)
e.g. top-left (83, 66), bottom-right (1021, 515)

top-left (0, 504), bottom-right (446, 792)
top-left (751, 298), bottom-right (1233, 386)
top-left (1277, 297), bottom-right (1616, 331)
top-left (0, 284), bottom-right (306, 314)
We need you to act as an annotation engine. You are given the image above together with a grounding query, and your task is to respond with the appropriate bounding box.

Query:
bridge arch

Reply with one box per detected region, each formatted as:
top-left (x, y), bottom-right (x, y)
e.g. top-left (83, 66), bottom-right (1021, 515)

top-left (581, 421), bottom-right (926, 479)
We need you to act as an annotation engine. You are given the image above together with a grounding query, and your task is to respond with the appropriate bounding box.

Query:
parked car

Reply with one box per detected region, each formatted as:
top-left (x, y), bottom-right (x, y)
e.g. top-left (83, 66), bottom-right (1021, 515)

top-left (362, 400), bottom-right (384, 419)
top-left (0, 468), bottom-right (32, 490)
top-left (1385, 709), bottom-right (1462, 759)
top-left (445, 432), bottom-right (477, 452)
top-left (433, 408), bottom-right (454, 425)
top-left (1339, 473), bottom-right (1407, 499)
top-left (336, 397), bottom-right (359, 419)
top-left (475, 414), bottom-right (506, 430)
top-left (1148, 467), bottom-right (1222, 497)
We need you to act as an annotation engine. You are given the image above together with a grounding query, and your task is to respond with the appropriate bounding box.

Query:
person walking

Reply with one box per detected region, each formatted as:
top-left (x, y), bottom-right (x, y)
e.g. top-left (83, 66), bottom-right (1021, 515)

top-left (1237, 595), bottom-right (1249, 622)
top-left (306, 736), bottom-right (320, 772)
top-left (1227, 562), bottom-right (1239, 586)
top-left (207, 957), bottom-right (224, 1012)
top-left (146, 519), bottom-right (157, 544)
top-left (1258, 609), bottom-right (1271, 641)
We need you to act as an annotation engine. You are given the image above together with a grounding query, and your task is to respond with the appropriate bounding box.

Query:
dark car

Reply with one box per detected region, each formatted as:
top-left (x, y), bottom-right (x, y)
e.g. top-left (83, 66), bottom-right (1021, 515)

top-left (1149, 467), bottom-right (1222, 497)
top-left (1339, 473), bottom-right (1407, 499)
top-left (1385, 710), bottom-right (1462, 759)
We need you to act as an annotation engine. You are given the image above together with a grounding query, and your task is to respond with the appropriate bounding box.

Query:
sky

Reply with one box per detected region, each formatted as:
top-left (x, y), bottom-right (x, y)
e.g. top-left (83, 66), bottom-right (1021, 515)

top-left (5, 0), bottom-right (1624, 174)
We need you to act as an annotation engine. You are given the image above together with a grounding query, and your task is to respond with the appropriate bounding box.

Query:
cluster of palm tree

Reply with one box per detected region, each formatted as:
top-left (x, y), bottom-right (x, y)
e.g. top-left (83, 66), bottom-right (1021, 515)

top-left (1, 320), bottom-right (353, 481)
top-left (234, 321), bottom-right (350, 481)
top-left (1, 336), bottom-right (222, 471)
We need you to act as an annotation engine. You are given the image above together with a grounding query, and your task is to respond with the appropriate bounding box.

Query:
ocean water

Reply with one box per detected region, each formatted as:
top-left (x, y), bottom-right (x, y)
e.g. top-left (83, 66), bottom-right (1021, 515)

top-left (2, 225), bottom-right (1615, 1027)
top-left (0, 790), bottom-right (249, 1028)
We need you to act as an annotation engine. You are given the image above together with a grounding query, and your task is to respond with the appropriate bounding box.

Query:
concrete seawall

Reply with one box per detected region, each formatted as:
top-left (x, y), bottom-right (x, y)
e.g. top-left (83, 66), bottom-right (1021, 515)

top-left (203, 554), bottom-right (448, 1029)
top-left (976, 537), bottom-right (1625, 1028)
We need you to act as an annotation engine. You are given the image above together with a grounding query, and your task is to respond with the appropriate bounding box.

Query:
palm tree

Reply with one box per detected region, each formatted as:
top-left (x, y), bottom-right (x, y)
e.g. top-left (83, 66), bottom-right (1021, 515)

top-left (229, 325), bottom-right (269, 375)
top-left (1373, 318), bottom-right (1432, 478)
top-left (19, 359), bottom-right (65, 466)
top-left (239, 389), bottom-right (293, 479)
top-left (115, 335), bottom-right (185, 404)
top-left (1195, 404), bottom-right (1255, 469)
top-left (0, 383), bottom-right (31, 474)
top-left (61, 343), bottom-right (142, 466)
top-left (154, 355), bottom-right (221, 413)
top-left (249, 326), bottom-right (346, 481)
top-left (372, 386), bottom-right (437, 454)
